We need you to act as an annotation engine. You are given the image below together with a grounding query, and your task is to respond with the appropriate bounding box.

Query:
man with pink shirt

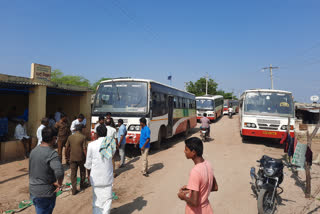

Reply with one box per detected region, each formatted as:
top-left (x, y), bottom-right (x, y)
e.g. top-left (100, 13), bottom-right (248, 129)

top-left (200, 113), bottom-right (211, 137)
top-left (178, 137), bottom-right (218, 214)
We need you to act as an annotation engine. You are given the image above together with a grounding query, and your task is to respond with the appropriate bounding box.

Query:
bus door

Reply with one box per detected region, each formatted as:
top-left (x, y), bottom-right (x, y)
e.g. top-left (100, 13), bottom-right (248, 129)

top-left (167, 96), bottom-right (174, 137)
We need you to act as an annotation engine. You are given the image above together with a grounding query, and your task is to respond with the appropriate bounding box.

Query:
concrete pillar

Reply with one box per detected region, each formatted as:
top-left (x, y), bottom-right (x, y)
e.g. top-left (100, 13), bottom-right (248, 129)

top-left (28, 85), bottom-right (46, 137)
top-left (79, 91), bottom-right (92, 137)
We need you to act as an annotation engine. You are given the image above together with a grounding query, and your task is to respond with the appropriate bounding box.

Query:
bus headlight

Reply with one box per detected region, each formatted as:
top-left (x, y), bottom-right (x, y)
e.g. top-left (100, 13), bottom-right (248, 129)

top-left (244, 123), bottom-right (257, 128)
top-left (129, 125), bottom-right (140, 131)
top-left (281, 125), bottom-right (294, 130)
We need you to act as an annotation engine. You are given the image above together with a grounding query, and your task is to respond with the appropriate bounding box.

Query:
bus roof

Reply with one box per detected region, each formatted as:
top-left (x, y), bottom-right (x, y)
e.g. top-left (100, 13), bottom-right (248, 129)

top-left (196, 95), bottom-right (224, 100)
top-left (240, 89), bottom-right (292, 99)
top-left (100, 78), bottom-right (195, 96)
top-left (242, 89), bottom-right (292, 94)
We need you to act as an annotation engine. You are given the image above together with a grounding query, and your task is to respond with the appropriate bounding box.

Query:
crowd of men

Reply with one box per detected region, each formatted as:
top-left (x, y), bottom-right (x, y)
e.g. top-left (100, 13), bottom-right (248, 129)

top-left (26, 110), bottom-right (151, 214)
top-left (1, 107), bottom-right (218, 214)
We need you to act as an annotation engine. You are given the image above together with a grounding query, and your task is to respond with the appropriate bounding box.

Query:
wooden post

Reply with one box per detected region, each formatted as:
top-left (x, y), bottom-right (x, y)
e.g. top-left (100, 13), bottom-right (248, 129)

top-left (285, 117), bottom-right (291, 162)
top-left (305, 114), bottom-right (320, 198)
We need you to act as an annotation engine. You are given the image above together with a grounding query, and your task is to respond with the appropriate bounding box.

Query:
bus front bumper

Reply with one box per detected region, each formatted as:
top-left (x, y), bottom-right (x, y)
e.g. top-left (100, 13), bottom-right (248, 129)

top-left (242, 129), bottom-right (295, 139)
top-left (126, 133), bottom-right (140, 144)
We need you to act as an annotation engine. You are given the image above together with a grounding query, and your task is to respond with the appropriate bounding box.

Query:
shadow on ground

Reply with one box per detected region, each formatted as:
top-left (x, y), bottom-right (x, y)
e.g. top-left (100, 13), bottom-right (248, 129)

top-left (111, 196), bottom-right (147, 214)
top-left (281, 154), bottom-right (306, 194)
top-left (242, 136), bottom-right (283, 149)
top-left (115, 156), bottom-right (140, 177)
top-left (307, 206), bottom-right (320, 214)
top-left (148, 163), bottom-right (164, 174)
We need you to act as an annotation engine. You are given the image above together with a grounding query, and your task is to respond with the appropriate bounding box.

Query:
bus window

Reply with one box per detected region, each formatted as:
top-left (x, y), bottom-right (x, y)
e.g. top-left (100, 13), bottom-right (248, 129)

top-left (174, 97), bottom-right (177, 108)
top-left (182, 98), bottom-right (186, 108)
top-left (178, 97), bottom-right (182, 108)
top-left (160, 93), bottom-right (166, 114)
top-left (152, 92), bottom-right (162, 117)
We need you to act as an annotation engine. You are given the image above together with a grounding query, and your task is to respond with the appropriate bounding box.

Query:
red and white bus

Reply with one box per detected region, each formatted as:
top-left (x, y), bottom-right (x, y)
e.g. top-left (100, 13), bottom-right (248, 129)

top-left (91, 78), bottom-right (197, 148)
top-left (239, 89), bottom-right (295, 139)
top-left (223, 99), bottom-right (239, 114)
top-left (196, 95), bottom-right (224, 121)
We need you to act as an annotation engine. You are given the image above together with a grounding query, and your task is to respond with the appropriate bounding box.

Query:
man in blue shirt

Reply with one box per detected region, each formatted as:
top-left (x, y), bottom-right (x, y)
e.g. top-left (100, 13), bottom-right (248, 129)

top-left (137, 117), bottom-right (150, 177)
top-left (117, 119), bottom-right (127, 167)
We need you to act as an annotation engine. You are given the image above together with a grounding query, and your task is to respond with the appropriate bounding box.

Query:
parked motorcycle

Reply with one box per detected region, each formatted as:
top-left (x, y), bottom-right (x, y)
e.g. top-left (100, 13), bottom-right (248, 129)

top-left (200, 128), bottom-right (209, 142)
top-left (250, 155), bottom-right (284, 214)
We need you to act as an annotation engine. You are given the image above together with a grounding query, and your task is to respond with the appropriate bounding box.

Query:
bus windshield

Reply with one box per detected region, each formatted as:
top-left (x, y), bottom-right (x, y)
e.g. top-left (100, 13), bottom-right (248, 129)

top-left (244, 92), bottom-right (294, 117)
top-left (196, 99), bottom-right (214, 110)
top-left (93, 81), bottom-right (148, 114)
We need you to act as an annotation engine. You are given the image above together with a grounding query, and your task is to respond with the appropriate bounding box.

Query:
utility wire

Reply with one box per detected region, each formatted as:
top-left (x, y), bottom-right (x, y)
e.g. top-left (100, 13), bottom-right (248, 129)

top-left (110, 0), bottom-right (159, 41)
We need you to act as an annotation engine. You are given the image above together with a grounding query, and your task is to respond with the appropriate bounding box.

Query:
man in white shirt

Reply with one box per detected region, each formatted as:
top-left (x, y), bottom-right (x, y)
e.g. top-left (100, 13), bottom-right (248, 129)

top-left (94, 116), bottom-right (105, 135)
top-left (36, 118), bottom-right (49, 146)
top-left (85, 125), bottom-right (114, 214)
top-left (106, 119), bottom-right (118, 177)
top-left (70, 114), bottom-right (86, 134)
top-left (14, 120), bottom-right (32, 158)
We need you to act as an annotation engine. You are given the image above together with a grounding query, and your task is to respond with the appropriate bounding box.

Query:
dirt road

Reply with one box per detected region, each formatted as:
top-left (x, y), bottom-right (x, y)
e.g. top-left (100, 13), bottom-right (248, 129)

top-left (1, 115), bottom-right (320, 214)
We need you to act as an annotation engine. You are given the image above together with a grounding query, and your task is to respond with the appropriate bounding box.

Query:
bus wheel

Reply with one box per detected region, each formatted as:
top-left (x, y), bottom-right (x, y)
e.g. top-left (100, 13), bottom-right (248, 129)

top-left (155, 127), bottom-right (165, 150)
top-left (184, 122), bottom-right (191, 138)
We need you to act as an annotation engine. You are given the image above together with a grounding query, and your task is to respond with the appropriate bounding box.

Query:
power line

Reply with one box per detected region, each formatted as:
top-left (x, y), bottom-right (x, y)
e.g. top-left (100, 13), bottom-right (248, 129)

top-left (110, 0), bottom-right (159, 41)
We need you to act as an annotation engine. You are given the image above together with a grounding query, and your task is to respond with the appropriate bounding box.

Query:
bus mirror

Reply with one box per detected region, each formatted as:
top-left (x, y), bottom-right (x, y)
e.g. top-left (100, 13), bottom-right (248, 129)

top-left (150, 110), bottom-right (153, 120)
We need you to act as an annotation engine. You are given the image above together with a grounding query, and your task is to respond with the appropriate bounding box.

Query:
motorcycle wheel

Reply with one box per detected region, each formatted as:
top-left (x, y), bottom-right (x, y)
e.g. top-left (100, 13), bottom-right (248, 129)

top-left (257, 188), bottom-right (276, 214)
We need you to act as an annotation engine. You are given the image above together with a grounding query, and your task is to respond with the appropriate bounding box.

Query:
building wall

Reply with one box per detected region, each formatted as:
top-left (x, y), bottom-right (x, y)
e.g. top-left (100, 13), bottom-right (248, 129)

top-left (28, 86), bottom-right (47, 137)
top-left (1, 94), bottom-right (29, 137)
top-left (46, 95), bottom-right (81, 120)
top-left (1, 94), bottom-right (28, 116)
top-left (46, 91), bottom-right (92, 138)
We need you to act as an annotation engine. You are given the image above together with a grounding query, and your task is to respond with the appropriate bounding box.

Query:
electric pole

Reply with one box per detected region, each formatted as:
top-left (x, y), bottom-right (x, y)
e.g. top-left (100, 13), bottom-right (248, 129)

top-left (262, 64), bottom-right (279, 89)
top-left (205, 73), bottom-right (209, 95)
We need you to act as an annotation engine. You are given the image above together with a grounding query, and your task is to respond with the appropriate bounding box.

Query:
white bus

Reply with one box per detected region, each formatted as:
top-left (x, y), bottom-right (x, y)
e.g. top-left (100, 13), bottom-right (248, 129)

top-left (239, 89), bottom-right (295, 139)
top-left (196, 95), bottom-right (224, 121)
top-left (91, 78), bottom-right (197, 148)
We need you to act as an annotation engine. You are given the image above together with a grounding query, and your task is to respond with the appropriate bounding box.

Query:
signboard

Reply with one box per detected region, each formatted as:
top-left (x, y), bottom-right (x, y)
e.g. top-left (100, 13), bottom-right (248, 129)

top-left (292, 142), bottom-right (307, 170)
top-left (31, 63), bottom-right (51, 81)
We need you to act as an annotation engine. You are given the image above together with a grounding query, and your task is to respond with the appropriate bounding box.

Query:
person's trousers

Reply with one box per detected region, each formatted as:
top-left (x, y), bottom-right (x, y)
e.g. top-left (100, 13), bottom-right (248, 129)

top-left (70, 160), bottom-right (86, 194)
top-left (92, 185), bottom-right (113, 214)
top-left (119, 143), bottom-right (126, 166)
top-left (57, 137), bottom-right (68, 163)
top-left (21, 138), bottom-right (31, 156)
top-left (141, 148), bottom-right (149, 174)
top-left (31, 195), bottom-right (56, 214)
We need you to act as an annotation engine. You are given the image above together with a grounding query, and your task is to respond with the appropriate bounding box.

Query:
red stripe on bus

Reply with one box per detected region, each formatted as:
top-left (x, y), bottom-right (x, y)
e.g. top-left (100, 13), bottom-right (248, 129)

top-left (242, 129), bottom-right (295, 139)
top-left (197, 116), bottom-right (215, 120)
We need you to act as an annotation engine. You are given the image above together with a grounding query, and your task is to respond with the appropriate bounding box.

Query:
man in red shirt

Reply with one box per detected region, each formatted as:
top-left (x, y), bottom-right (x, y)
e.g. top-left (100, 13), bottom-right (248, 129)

top-left (200, 113), bottom-right (211, 137)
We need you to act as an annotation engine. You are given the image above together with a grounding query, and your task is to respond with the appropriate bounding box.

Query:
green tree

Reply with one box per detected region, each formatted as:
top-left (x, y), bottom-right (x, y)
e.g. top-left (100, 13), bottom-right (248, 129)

top-left (186, 77), bottom-right (218, 96)
top-left (91, 78), bottom-right (111, 92)
top-left (51, 69), bottom-right (91, 88)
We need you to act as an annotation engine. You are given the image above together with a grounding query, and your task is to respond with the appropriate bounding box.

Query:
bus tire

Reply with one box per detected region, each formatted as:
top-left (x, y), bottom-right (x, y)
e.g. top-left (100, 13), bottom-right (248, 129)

top-left (184, 121), bottom-right (191, 138)
top-left (155, 126), bottom-right (166, 150)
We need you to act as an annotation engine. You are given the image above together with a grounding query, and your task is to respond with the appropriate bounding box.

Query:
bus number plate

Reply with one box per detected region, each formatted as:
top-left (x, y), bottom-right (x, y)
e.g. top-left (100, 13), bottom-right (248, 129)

top-left (262, 131), bottom-right (277, 136)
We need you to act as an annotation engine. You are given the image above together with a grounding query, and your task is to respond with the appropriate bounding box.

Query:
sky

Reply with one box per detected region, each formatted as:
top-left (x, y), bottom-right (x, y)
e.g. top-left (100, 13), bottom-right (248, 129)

top-left (0, 0), bottom-right (320, 102)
